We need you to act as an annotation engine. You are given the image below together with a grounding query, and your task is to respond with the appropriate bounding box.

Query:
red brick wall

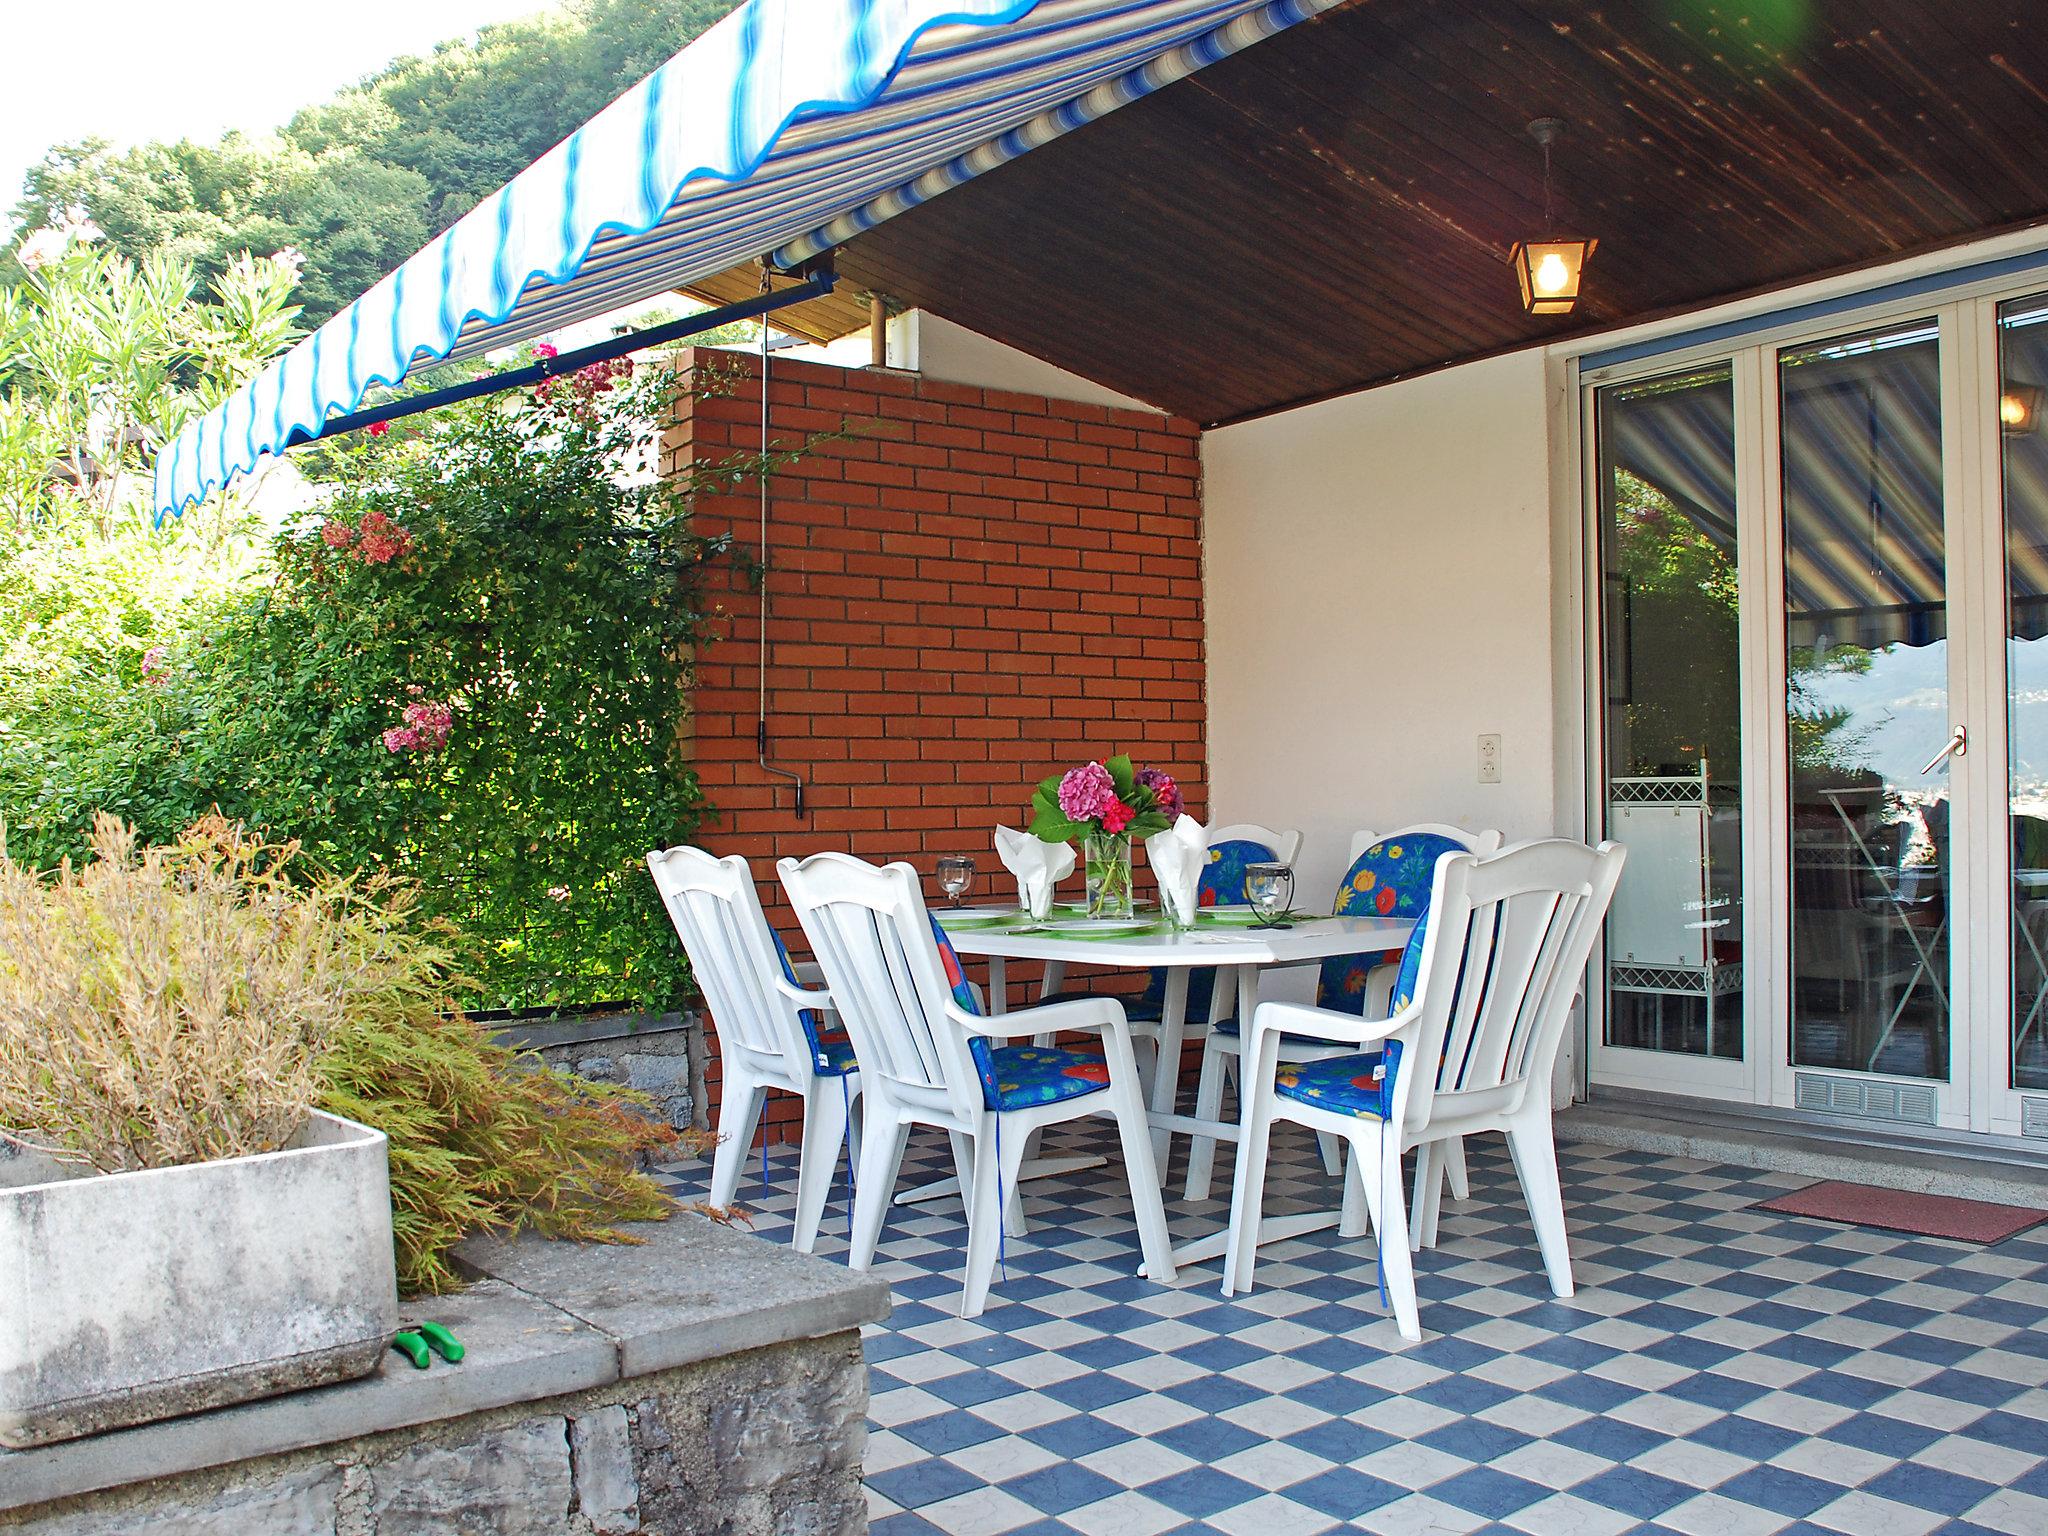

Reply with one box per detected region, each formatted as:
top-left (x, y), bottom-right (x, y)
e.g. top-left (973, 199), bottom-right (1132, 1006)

top-left (661, 349), bottom-right (1205, 1143)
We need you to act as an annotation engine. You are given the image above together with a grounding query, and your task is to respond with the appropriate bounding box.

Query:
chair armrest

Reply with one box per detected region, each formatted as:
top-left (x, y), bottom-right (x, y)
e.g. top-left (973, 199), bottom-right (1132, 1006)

top-left (770, 973), bottom-right (835, 1018)
top-left (952, 995), bottom-right (1127, 1040)
top-left (1249, 998), bottom-right (1409, 1050)
top-left (791, 960), bottom-right (828, 989)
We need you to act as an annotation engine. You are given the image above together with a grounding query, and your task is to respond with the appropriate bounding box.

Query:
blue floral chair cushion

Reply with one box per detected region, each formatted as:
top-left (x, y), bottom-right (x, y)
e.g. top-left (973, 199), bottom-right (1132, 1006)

top-left (930, 916), bottom-right (1110, 1111)
top-left (1127, 837), bottom-right (1276, 1023)
top-left (1316, 833), bottom-right (1467, 1016)
top-left (975, 1043), bottom-right (1111, 1110)
top-left (770, 930), bottom-right (857, 1077)
top-left (1272, 1040), bottom-right (1406, 1119)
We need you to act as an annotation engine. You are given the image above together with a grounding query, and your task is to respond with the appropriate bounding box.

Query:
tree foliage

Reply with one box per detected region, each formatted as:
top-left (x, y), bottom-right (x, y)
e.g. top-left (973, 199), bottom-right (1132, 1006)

top-left (5, 1), bottom-right (743, 323)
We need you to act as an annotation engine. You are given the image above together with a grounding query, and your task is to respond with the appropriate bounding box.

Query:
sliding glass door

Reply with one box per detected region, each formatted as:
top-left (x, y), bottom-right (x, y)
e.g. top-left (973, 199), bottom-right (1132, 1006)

top-left (1585, 291), bottom-right (2037, 1134)
top-left (1999, 293), bottom-right (2048, 1099)
top-left (1593, 367), bottom-right (1747, 1075)
top-left (1779, 319), bottom-right (1953, 1088)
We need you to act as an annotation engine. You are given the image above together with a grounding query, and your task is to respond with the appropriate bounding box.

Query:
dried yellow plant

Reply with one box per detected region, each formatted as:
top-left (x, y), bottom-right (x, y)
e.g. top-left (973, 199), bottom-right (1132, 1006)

top-left (0, 814), bottom-right (357, 1172)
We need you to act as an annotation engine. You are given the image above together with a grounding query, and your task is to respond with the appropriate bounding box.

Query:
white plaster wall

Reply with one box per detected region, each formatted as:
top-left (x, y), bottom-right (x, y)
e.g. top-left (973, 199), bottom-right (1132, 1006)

top-left (1203, 349), bottom-right (1561, 909)
top-left (915, 312), bottom-right (1158, 412)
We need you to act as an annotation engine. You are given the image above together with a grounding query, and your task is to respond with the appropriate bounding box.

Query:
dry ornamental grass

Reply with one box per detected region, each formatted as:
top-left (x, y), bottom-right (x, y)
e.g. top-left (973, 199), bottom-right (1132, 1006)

top-left (0, 814), bottom-right (355, 1172)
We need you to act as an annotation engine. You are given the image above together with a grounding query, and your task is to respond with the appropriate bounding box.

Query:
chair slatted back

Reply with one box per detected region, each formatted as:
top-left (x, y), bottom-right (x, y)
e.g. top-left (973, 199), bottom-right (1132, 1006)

top-left (646, 846), bottom-right (812, 1082)
top-left (1394, 840), bottom-right (1626, 1134)
top-left (780, 853), bottom-right (979, 1121)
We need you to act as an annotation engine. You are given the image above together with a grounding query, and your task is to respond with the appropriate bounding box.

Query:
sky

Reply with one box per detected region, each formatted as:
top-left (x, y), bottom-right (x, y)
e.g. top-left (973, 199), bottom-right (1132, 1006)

top-left (1, 0), bottom-right (561, 210)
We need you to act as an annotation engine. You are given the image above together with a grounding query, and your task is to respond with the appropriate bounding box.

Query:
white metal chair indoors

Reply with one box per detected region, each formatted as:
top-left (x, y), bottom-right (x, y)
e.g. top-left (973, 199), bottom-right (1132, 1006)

top-left (1184, 824), bottom-right (1504, 1215)
top-left (645, 845), bottom-right (860, 1255)
top-left (1222, 838), bottom-right (1626, 1341)
top-left (779, 851), bottom-right (1177, 1318)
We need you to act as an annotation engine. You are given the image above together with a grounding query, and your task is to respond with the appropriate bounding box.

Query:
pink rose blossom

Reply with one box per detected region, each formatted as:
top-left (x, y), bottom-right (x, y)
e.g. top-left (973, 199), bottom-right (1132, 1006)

top-left (354, 510), bottom-right (413, 565)
top-left (1057, 761), bottom-right (1118, 823)
top-left (382, 699), bottom-right (453, 754)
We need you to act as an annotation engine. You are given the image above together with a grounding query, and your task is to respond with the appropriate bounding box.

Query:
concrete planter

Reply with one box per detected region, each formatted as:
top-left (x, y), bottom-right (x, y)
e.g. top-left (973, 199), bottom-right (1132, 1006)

top-left (0, 1110), bottom-right (398, 1449)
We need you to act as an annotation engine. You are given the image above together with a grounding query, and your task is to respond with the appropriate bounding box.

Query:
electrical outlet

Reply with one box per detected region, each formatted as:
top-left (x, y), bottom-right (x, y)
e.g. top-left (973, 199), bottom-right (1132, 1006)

top-left (1477, 733), bottom-right (1502, 784)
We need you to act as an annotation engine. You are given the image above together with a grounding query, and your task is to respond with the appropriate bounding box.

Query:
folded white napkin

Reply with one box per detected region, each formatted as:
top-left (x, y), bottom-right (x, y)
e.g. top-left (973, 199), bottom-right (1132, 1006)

top-left (994, 825), bottom-right (1074, 919)
top-left (1145, 815), bottom-right (1208, 928)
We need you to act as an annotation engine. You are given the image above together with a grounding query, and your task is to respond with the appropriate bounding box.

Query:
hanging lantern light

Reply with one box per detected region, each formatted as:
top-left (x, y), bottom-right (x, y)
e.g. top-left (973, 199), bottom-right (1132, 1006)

top-left (1508, 117), bottom-right (1596, 316)
top-left (2002, 380), bottom-right (2045, 436)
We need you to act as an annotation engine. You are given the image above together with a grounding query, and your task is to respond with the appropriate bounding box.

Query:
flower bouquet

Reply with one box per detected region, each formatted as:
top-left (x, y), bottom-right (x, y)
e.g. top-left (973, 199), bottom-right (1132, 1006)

top-left (1027, 755), bottom-right (1184, 919)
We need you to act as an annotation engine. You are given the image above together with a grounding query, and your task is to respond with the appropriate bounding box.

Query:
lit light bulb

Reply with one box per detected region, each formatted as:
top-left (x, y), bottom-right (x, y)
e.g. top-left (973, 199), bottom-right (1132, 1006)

top-left (1535, 252), bottom-right (1570, 294)
top-left (2003, 392), bottom-right (2029, 428)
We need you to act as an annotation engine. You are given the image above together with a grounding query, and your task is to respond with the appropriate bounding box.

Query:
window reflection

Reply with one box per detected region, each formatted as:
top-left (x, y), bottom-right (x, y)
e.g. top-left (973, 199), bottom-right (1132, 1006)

top-left (1780, 321), bottom-right (1950, 1083)
top-left (1999, 294), bottom-right (2048, 1092)
top-left (1597, 366), bottom-right (1744, 1059)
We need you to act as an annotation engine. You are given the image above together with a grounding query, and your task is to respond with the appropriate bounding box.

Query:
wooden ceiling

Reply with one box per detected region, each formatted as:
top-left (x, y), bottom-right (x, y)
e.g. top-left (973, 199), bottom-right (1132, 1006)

top-left (811, 0), bottom-right (2048, 425)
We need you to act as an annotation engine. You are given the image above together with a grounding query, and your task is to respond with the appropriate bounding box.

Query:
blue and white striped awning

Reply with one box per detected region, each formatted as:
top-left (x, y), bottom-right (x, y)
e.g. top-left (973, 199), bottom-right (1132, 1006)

top-left (154, 0), bottom-right (1341, 519)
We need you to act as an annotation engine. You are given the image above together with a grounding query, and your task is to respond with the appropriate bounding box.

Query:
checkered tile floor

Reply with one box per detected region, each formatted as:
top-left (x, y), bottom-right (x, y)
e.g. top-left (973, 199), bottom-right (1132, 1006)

top-left (657, 1122), bottom-right (2048, 1536)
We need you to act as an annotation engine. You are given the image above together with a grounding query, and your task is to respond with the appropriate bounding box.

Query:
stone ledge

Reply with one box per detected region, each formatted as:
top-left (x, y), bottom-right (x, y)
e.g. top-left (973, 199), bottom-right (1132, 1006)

top-left (0, 1214), bottom-right (890, 1514)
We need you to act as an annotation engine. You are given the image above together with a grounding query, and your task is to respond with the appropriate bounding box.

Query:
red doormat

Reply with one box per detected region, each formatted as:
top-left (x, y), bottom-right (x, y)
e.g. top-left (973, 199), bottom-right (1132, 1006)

top-left (1755, 1181), bottom-right (2048, 1243)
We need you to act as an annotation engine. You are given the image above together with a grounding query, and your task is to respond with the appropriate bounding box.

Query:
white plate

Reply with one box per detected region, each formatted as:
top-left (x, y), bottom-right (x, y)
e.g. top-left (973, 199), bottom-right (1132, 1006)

top-left (1037, 917), bottom-right (1158, 936)
top-left (935, 905), bottom-right (1020, 925)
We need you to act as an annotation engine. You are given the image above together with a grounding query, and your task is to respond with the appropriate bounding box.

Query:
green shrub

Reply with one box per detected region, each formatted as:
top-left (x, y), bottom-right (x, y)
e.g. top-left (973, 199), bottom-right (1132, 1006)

top-left (310, 898), bottom-right (678, 1294)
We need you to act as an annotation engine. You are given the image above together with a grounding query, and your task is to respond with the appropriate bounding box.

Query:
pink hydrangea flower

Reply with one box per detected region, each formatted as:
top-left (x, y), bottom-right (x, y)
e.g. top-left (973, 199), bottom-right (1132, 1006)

top-left (1057, 761), bottom-right (1118, 823)
top-left (382, 726), bottom-right (419, 752)
top-left (140, 645), bottom-right (168, 685)
top-left (320, 519), bottom-right (355, 549)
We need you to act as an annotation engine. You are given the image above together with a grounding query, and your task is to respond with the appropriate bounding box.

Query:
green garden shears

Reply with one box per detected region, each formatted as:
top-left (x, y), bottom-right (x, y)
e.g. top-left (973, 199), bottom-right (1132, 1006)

top-left (391, 1320), bottom-right (465, 1369)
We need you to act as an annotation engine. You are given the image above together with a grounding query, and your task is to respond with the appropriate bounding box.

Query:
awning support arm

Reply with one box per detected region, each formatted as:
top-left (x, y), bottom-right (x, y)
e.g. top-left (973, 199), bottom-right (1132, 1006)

top-left (282, 258), bottom-right (837, 448)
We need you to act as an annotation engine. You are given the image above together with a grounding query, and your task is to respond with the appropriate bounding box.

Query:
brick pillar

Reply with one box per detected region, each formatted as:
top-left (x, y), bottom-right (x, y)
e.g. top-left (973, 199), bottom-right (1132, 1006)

top-left (662, 348), bottom-right (1206, 1143)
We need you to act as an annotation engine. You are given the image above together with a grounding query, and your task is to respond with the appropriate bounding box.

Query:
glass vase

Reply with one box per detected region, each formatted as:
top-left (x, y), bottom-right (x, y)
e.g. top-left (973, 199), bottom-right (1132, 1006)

top-left (1083, 830), bottom-right (1135, 920)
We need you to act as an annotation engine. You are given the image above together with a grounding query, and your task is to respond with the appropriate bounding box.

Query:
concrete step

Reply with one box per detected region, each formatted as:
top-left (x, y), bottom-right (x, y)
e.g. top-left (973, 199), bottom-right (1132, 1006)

top-left (1560, 1096), bottom-right (2048, 1211)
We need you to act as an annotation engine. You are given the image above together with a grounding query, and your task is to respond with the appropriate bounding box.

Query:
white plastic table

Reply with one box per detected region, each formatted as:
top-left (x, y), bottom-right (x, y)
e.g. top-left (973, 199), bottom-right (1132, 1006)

top-left (938, 911), bottom-right (1414, 1267)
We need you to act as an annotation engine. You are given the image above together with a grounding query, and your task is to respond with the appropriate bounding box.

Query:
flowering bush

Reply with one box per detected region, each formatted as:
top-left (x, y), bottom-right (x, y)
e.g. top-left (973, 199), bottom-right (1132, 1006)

top-left (1028, 754), bottom-right (1179, 844)
top-left (2, 357), bottom-right (761, 1014)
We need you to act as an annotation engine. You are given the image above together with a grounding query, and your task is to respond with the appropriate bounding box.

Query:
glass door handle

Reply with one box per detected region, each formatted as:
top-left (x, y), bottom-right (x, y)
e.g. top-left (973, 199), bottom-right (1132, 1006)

top-left (1920, 724), bottom-right (1968, 775)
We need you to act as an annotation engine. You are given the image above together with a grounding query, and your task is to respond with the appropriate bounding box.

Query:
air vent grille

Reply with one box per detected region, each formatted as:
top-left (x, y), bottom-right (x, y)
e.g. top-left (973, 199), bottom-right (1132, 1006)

top-left (2023, 1098), bottom-right (2048, 1139)
top-left (1794, 1073), bottom-right (1939, 1126)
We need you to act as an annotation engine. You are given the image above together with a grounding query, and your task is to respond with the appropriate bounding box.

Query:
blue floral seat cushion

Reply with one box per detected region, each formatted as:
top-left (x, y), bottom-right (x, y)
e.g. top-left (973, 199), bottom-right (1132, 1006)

top-left (769, 930), bottom-right (857, 1076)
top-left (1316, 833), bottom-right (1467, 1016)
top-left (929, 915), bottom-right (1113, 1111)
top-left (1125, 837), bottom-right (1276, 1022)
top-left (1273, 1041), bottom-right (1405, 1119)
top-left (976, 1042), bottom-right (1112, 1110)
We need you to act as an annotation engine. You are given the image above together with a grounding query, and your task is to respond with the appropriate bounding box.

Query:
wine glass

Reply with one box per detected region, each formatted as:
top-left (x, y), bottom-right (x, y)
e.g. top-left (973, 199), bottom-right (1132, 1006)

top-left (937, 855), bottom-right (975, 908)
top-left (1244, 862), bottom-right (1295, 928)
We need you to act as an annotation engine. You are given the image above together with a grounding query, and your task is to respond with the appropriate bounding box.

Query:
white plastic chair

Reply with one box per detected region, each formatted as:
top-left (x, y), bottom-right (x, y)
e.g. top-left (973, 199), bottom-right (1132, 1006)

top-left (1184, 824), bottom-right (1503, 1210)
top-left (1222, 838), bottom-right (1626, 1341)
top-left (779, 851), bottom-right (1176, 1318)
top-left (646, 846), bottom-right (859, 1255)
